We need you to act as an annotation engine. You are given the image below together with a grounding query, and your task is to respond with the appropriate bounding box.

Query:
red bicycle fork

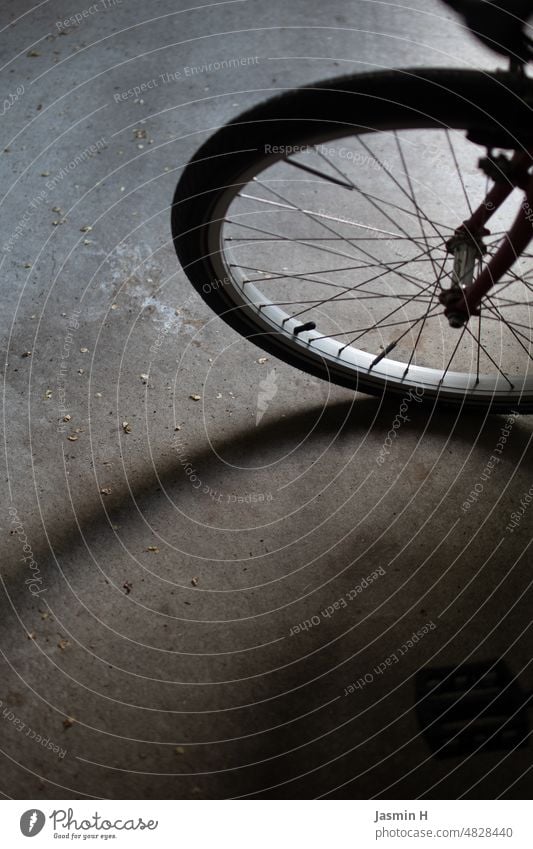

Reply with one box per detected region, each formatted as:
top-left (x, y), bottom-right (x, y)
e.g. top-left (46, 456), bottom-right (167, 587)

top-left (440, 150), bottom-right (533, 327)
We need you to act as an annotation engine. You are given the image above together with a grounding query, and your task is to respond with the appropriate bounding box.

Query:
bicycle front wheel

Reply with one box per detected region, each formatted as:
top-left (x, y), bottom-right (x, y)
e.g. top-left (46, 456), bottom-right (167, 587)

top-left (172, 68), bottom-right (533, 412)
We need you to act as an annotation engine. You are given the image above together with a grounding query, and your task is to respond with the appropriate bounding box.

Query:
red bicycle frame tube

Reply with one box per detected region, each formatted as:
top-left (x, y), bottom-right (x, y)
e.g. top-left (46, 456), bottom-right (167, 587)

top-left (442, 151), bottom-right (533, 319)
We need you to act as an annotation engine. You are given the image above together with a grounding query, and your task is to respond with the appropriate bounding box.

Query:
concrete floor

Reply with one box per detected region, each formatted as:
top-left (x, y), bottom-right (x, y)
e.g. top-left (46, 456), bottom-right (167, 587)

top-left (1, 0), bottom-right (532, 800)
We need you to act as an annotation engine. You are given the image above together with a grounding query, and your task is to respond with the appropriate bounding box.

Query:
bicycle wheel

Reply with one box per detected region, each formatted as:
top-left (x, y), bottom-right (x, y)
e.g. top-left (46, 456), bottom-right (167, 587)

top-left (172, 68), bottom-right (533, 411)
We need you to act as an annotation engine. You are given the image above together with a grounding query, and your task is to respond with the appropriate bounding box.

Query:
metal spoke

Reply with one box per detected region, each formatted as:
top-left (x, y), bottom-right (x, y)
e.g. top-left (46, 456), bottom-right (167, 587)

top-left (402, 255), bottom-right (449, 377)
top-left (474, 254), bottom-right (483, 384)
top-left (233, 263), bottom-right (434, 303)
top-left (502, 267), bottom-right (533, 297)
top-left (484, 295), bottom-right (533, 358)
top-left (394, 131), bottom-right (441, 282)
top-left (312, 311), bottom-right (441, 342)
top-left (227, 218), bottom-right (397, 266)
top-left (491, 299), bottom-right (533, 308)
top-left (227, 218), bottom-right (438, 294)
top-left (341, 280), bottom-right (439, 351)
top-left (241, 185), bottom-right (440, 300)
top-left (480, 313), bottom-right (533, 333)
top-left (356, 134), bottom-right (447, 242)
top-left (232, 260), bottom-right (418, 281)
top-left (445, 129), bottom-right (473, 215)
top-left (225, 234), bottom-right (437, 242)
top-left (475, 307), bottom-right (482, 385)
top-left (261, 293), bottom-right (437, 308)
top-left (237, 193), bottom-right (447, 268)
top-left (232, 245), bottom-right (438, 288)
top-left (312, 144), bottom-right (451, 232)
top-left (284, 156), bottom-right (354, 189)
top-left (367, 303), bottom-right (444, 370)
top-left (239, 192), bottom-right (405, 241)
top-left (438, 324), bottom-right (468, 384)
top-left (286, 257), bottom-right (433, 320)
top-left (463, 324), bottom-right (515, 388)
top-left (314, 142), bottom-right (430, 251)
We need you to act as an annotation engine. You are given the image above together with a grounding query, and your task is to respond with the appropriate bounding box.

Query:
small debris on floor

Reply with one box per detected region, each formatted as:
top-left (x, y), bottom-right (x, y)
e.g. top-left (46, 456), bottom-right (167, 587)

top-left (140, 373), bottom-right (149, 382)
top-left (146, 546), bottom-right (159, 552)
top-left (62, 414), bottom-right (71, 422)
top-left (191, 577), bottom-right (199, 587)
top-left (80, 225), bottom-right (92, 232)
top-left (122, 421), bottom-right (132, 433)
top-left (174, 746), bottom-right (185, 756)
top-left (44, 389), bottom-right (52, 399)
top-left (21, 351), bottom-right (31, 358)
top-left (80, 347), bottom-right (89, 353)
top-left (67, 434), bottom-right (78, 442)
top-left (189, 394), bottom-right (201, 401)
top-left (57, 639), bottom-right (69, 651)
top-left (62, 717), bottom-right (75, 730)
top-left (133, 128), bottom-right (147, 139)
top-left (257, 357), bottom-right (268, 364)
top-left (123, 581), bottom-right (133, 594)
top-left (100, 487), bottom-right (112, 495)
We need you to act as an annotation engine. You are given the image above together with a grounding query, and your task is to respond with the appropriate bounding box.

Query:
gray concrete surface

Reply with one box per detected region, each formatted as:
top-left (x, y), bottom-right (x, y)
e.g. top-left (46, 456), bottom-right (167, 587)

top-left (1, 0), bottom-right (532, 800)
